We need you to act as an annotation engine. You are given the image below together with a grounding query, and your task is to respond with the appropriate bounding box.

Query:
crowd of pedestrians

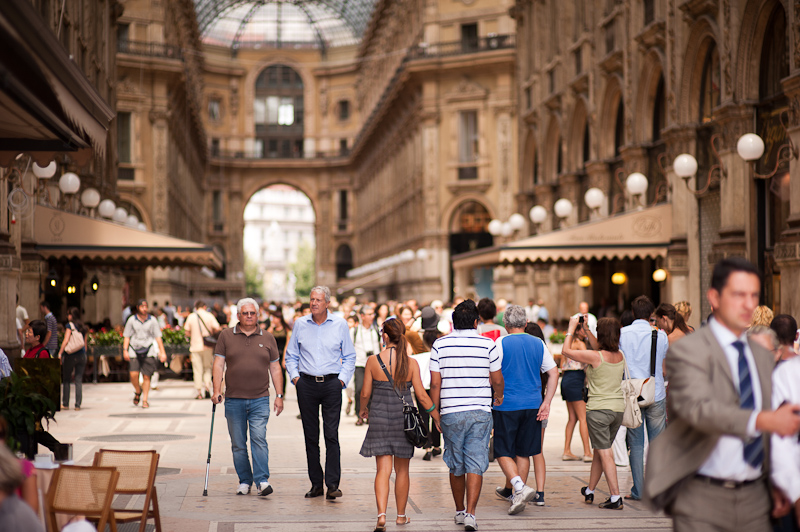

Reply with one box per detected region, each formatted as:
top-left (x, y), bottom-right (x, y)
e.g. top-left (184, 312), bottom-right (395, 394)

top-left (205, 257), bottom-right (799, 532)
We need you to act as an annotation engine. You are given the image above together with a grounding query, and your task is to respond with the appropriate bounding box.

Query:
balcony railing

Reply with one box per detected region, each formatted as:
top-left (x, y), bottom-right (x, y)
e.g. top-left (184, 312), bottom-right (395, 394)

top-left (409, 34), bottom-right (515, 60)
top-left (118, 39), bottom-right (183, 60)
top-left (212, 148), bottom-right (348, 160)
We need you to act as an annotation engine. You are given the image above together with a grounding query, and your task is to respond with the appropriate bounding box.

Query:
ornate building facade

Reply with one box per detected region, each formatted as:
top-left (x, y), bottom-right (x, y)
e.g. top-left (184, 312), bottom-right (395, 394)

top-left (198, 0), bottom-right (518, 303)
top-left (453, 0), bottom-right (799, 326)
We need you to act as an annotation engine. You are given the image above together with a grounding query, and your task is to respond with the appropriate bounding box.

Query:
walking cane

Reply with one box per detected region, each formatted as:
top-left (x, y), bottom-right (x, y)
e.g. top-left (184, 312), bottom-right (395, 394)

top-left (203, 400), bottom-right (218, 496)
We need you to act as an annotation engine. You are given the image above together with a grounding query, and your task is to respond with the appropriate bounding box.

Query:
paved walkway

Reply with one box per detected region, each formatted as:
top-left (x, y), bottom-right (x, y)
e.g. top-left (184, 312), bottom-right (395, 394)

top-left (46, 378), bottom-right (671, 532)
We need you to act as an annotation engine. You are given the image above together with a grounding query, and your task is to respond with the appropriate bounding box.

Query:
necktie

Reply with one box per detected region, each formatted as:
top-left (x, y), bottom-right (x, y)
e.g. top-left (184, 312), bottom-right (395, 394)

top-left (732, 340), bottom-right (764, 468)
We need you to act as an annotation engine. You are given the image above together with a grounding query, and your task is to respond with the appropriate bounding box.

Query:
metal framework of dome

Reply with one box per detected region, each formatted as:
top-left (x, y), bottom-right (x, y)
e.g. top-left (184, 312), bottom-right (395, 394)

top-left (194, 0), bottom-right (377, 51)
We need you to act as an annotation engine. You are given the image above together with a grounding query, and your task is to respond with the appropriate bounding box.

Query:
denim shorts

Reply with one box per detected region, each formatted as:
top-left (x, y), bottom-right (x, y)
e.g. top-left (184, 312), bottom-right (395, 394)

top-left (440, 410), bottom-right (493, 476)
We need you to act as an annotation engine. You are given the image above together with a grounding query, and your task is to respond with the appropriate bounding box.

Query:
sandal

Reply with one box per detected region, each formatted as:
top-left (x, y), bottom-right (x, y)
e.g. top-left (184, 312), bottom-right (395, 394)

top-left (141, 400), bottom-right (150, 409)
top-left (396, 514), bottom-right (410, 525)
top-left (374, 513), bottom-right (386, 532)
top-left (133, 392), bottom-right (141, 406)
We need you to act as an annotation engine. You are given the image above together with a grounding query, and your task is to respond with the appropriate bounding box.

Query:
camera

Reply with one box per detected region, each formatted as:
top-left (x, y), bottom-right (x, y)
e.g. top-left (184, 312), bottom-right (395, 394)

top-left (366, 351), bottom-right (374, 357)
top-left (578, 315), bottom-right (584, 326)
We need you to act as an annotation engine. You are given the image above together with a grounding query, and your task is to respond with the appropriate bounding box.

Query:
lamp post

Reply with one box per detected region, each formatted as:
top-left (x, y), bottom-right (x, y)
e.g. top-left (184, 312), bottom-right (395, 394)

top-left (672, 134), bottom-right (727, 195)
top-left (58, 172), bottom-right (81, 211)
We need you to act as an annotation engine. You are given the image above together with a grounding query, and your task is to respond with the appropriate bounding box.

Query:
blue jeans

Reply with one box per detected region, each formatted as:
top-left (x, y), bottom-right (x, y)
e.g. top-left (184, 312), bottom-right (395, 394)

top-left (626, 397), bottom-right (666, 499)
top-left (225, 397), bottom-right (271, 486)
top-left (440, 410), bottom-right (493, 476)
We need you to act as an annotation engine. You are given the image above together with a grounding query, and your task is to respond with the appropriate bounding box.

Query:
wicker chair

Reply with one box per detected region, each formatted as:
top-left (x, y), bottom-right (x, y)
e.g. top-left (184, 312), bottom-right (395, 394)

top-left (45, 465), bottom-right (119, 532)
top-left (93, 449), bottom-right (162, 532)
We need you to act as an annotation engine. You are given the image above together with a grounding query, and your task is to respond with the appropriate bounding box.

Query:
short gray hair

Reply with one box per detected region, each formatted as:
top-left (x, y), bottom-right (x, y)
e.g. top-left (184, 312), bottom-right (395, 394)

top-left (310, 286), bottom-right (331, 303)
top-left (504, 305), bottom-right (527, 329)
top-left (237, 297), bottom-right (259, 315)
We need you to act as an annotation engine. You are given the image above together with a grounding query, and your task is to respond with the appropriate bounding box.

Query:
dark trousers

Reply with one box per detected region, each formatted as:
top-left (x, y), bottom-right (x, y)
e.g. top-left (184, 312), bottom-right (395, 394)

top-left (296, 377), bottom-right (342, 488)
top-left (416, 393), bottom-right (441, 448)
top-left (62, 349), bottom-right (87, 408)
top-left (354, 367), bottom-right (365, 416)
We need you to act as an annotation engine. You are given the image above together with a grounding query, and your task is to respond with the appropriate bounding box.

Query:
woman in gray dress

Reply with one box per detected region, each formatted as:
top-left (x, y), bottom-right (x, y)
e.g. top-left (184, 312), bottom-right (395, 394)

top-left (360, 318), bottom-right (440, 531)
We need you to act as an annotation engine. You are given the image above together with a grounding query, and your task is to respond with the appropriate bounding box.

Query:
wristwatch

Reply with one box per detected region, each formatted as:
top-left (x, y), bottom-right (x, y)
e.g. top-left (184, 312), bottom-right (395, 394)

top-left (276, 394), bottom-right (284, 398)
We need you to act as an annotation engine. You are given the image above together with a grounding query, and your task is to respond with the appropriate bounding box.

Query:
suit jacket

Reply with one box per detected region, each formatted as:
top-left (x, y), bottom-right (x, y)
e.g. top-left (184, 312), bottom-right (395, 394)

top-left (643, 323), bottom-right (773, 511)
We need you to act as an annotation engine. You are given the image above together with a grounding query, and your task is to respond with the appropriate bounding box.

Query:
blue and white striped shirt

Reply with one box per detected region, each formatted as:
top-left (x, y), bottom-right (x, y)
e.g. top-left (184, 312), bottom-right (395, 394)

top-left (430, 329), bottom-right (502, 414)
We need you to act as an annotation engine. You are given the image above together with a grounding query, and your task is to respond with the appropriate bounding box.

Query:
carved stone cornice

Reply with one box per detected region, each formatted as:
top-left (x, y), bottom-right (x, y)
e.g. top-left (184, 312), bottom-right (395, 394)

top-left (635, 21), bottom-right (666, 51)
top-left (679, 0), bottom-right (718, 20)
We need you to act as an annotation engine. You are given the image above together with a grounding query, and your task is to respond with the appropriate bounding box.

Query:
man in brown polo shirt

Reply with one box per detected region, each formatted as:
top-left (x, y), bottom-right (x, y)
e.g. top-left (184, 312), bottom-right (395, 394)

top-left (212, 298), bottom-right (284, 497)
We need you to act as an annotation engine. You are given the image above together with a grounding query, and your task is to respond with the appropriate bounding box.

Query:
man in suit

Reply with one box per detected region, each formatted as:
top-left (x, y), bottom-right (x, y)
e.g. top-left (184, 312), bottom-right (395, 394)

top-left (644, 257), bottom-right (800, 531)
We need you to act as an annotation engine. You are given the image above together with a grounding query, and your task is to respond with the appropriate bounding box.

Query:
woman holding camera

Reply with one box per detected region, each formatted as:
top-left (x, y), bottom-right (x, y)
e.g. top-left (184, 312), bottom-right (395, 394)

top-left (562, 315), bottom-right (625, 510)
top-left (561, 316), bottom-right (593, 462)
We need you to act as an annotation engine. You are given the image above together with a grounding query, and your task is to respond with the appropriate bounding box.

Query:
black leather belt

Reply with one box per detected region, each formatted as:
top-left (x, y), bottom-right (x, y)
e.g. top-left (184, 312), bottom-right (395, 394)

top-left (694, 474), bottom-right (764, 489)
top-left (300, 373), bottom-right (339, 383)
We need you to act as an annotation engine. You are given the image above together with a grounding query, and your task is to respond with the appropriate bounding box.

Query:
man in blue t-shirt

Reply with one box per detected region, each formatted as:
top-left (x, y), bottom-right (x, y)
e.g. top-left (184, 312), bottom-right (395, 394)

top-left (492, 305), bottom-right (558, 515)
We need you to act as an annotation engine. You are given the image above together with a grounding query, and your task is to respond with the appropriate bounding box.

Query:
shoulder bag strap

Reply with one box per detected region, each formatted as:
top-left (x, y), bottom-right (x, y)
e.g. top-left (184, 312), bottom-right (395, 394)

top-left (196, 312), bottom-right (210, 336)
top-left (650, 330), bottom-right (658, 377)
top-left (377, 349), bottom-right (408, 405)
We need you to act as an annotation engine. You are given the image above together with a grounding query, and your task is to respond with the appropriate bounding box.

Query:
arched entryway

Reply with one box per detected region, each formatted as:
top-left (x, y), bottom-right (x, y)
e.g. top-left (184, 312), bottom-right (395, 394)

top-left (243, 184), bottom-right (316, 301)
top-left (449, 200), bottom-right (493, 298)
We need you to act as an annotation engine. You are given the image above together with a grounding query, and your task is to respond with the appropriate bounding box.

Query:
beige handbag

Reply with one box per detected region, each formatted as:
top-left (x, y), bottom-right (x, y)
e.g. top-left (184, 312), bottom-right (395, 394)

top-left (64, 323), bottom-right (85, 354)
top-left (620, 351), bottom-right (643, 429)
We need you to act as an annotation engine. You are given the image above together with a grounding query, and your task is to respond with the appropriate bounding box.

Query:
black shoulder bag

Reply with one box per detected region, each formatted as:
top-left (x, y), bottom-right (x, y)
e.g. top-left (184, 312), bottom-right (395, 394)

top-left (377, 351), bottom-right (429, 448)
top-left (196, 312), bottom-right (219, 347)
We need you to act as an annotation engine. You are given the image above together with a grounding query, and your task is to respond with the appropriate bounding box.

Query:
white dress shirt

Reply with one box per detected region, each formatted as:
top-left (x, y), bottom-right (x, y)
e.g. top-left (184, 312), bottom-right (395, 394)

top-left (352, 324), bottom-right (381, 367)
top-left (771, 356), bottom-right (800, 503)
top-left (697, 317), bottom-right (763, 481)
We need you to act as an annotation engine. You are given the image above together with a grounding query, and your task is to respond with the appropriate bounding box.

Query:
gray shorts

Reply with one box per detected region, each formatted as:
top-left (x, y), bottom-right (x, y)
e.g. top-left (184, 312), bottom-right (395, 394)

top-left (129, 356), bottom-right (158, 377)
top-left (586, 409), bottom-right (623, 450)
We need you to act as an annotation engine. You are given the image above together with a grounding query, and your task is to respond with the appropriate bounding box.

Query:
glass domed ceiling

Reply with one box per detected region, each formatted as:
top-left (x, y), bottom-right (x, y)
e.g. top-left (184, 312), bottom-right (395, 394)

top-left (195, 0), bottom-right (377, 50)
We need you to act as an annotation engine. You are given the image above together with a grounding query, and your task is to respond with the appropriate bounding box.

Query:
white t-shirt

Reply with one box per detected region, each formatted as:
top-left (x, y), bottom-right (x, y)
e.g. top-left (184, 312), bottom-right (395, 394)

top-left (430, 329), bottom-right (502, 415)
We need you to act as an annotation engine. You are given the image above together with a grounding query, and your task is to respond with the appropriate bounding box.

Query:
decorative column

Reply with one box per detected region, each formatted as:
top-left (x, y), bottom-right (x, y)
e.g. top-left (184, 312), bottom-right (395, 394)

top-left (774, 76), bottom-right (800, 318)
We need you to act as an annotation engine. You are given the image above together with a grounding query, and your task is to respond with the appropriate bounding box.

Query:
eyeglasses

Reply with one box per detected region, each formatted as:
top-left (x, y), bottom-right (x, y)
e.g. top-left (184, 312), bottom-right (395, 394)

top-left (241, 311), bottom-right (257, 317)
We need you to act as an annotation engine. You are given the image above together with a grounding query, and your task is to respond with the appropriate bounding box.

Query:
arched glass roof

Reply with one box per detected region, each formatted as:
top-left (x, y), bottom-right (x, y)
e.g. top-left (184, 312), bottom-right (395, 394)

top-left (194, 0), bottom-right (377, 50)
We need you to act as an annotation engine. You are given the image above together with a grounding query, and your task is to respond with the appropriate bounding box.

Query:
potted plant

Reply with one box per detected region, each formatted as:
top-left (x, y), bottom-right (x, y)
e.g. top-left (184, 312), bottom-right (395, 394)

top-left (0, 372), bottom-right (58, 458)
top-left (160, 328), bottom-right (188, 357)
top-left (88, 329), bottom-right (123, 356)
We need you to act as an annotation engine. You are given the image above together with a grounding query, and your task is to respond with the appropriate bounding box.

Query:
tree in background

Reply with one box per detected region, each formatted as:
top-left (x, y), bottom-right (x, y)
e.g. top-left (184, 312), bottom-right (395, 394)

top-left (290, 240), bottom-right (315, 299)
top-left (244, 254), bottom-right (265, 299)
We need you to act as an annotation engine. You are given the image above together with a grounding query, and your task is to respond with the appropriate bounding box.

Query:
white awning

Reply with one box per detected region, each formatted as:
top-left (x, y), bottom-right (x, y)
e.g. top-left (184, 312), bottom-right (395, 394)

top-left (452, 203), bottom-right (672, 269)
top-left (35, 205), bottom-right (223, 270)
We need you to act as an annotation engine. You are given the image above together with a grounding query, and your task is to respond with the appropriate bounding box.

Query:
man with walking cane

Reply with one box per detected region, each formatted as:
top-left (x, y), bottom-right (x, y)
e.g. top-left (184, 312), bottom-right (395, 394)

top-left (212, 298), bottom-right (284, 496)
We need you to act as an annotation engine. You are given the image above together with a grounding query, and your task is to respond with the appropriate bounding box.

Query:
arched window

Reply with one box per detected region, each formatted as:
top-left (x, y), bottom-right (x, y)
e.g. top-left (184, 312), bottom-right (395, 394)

top-left (254, 65), bottom-right (304, 158)
top-left (699, 43), bottom-right (720, 123)
top-left (759, 7), bottom-right (787, 101)
top-left (336, 244), bottom-right (353, 280)
top-left (652, 75), bottom-right (665, 141)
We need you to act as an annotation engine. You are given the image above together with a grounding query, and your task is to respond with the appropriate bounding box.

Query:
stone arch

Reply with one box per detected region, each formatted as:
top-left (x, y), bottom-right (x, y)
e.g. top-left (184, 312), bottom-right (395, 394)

top-left (634, 49), bottom-right (666, 144)
top-left (543, 114), bottom-right (563, 182)
top-left (117, 194), bottom-right (151, 229)
top-left (442, 195), bottom-right (496, 234)
top-left (597, 76), bottom-right (624, 159)
top-left (677, 17), bottom-right (720, 124)
top-left (242, 178), bottom-right (318, 220)
top-left (735, 0), bottom-right (787, 101)
top-left (566, 97), bottom-right (589, 171)
top-left (243, 57), bottom-right (317, 142)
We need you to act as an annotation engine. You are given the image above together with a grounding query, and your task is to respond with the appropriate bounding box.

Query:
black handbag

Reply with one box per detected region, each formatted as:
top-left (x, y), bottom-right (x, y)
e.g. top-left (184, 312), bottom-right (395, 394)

top-left (196, 313), bottom-right (219, 347)
top-left (377, 353), bottom-right (429, 448)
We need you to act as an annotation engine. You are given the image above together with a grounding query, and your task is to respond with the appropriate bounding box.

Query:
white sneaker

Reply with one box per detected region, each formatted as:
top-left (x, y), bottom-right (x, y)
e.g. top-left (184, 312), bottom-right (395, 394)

top-left (236, 483), bottom-right (251, 495)
top-left (508, 485), bottom-right (535, 515)
top-left (464, 513), bottom-right (477, 531)
top-left (258, 482), bottom-right (273, 496)
top-left (454, 511), bottom-right (466, 525)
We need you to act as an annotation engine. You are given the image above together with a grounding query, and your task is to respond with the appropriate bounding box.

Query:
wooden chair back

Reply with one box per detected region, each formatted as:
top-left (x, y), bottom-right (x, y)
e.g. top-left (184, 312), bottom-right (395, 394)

top-left (45, 465), bottom-right (119, 532)
top-left (93, 449), bottom-right (161, 532)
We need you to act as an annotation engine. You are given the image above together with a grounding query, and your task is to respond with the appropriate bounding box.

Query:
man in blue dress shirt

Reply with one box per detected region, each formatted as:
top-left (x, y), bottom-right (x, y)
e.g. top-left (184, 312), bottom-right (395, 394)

top-left (286, 286), bottom-right (356, 500)
top-left (619, 295), bottom-right (668, 501)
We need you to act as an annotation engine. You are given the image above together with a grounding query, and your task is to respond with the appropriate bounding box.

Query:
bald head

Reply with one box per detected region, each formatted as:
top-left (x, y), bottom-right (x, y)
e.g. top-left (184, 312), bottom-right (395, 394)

top-left (579, 301), bottom-right (589, 314)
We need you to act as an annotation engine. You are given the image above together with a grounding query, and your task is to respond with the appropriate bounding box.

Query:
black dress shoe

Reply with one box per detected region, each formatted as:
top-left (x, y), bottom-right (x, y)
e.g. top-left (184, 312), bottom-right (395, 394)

top-left (422, 451), bottom-right (432, 461)
top-left (326, 486), bottom-right (343, 499)
top-left (431, 447), bottom-right (442, 457)
top-left (581, 486), bottom-right (594, 504)
top-left (305, 486), bottom-right (324, 498)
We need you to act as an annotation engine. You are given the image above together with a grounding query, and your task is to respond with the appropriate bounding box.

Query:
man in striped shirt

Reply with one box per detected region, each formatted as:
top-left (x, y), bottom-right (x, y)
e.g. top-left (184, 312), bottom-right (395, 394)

top-left (430, 299), bottom-right (504, 532)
